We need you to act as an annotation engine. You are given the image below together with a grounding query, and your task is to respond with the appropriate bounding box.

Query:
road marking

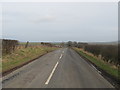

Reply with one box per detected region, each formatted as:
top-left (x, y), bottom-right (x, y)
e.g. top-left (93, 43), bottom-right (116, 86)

top-left (91, 65), bottom-right (102, 74)
top-left (45, 61), bottom-right (59, 85)
top-left (91, 65), bottom-right (97, 71)
top-left (59, 54), bottom-right (63, 59)
top-left (98, 71), bottom-right (101, 74)
top-left (45, 53), bottom-right (63, 85)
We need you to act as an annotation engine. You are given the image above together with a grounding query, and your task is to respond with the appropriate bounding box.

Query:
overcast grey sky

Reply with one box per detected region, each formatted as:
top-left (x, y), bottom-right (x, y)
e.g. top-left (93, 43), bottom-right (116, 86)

top-left (2, 2), bottom-right (118, 42)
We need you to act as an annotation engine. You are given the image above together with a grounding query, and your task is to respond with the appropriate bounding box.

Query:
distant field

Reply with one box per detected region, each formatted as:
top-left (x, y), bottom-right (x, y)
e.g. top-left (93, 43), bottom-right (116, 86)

top-left (19, 42), bottom-right (42, 46)
top-left (74, 48), bottom-right (120, 80)
top-left (2, 46), bottom-right (58, 73)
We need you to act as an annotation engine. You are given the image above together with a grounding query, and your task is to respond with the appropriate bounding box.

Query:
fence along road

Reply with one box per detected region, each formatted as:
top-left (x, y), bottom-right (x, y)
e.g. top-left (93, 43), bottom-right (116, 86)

top-left (3, 48), bottom-right (114, 88)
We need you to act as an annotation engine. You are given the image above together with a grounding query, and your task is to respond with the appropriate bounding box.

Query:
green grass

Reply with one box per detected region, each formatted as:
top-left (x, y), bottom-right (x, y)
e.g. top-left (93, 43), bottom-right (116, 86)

top-left (2, 46), bottom-right (58, 72)
top-left (74, 48), bottom-right (120, 80)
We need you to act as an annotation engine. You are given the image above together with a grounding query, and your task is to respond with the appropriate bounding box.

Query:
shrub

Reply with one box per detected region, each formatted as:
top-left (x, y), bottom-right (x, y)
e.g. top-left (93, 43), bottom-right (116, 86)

top-left (84, 45), bottom-right (118, 66)
top-left (2, 39), bottom-right (19, 54)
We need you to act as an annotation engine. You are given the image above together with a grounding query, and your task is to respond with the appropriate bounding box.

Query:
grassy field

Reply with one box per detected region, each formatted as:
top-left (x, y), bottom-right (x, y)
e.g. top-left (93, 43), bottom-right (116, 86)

top-left (2, 46), bottom-right (58, 73)
top-left (73, 48), bottom-right (120, 80)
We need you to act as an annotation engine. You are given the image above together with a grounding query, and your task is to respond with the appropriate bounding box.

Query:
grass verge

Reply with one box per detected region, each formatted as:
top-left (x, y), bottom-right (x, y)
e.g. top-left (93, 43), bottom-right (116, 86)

top-left (2, 46), bottom-right (58, 73)
top-left (73, 47), bottom-right (120, 80)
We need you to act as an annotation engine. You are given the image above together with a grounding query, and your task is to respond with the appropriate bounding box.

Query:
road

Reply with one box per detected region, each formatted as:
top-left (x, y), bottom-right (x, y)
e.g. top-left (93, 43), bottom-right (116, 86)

top-left (2, 48), bottom-right (114, 88)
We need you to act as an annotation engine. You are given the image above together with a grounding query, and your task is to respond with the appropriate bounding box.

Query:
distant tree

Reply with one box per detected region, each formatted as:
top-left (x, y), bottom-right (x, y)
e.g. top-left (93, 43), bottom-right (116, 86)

top-left (60, 42), bottom-right (65, 47)
top-left (77, 42), bottom-right (88, 48)
top-left (73, 41), bottom-right (78, 47)
top-left (41, 42), bottom-right (44, 45)
top-left (67, 41), bottom-right (73, 47)
top-left (41, 42), bottom-right (53, 47)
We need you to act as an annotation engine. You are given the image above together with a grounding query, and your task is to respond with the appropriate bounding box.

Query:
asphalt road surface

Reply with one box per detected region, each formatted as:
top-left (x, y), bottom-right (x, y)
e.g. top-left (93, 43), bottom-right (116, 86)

top-left (2, 48), bottom-right (114, 88)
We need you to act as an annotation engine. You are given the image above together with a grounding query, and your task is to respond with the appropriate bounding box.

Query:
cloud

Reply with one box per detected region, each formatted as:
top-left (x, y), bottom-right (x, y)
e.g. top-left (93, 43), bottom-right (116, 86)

top-left (2, 2), bottom-right (117, 42)
top-left (30, 15), bottom-right (55, 23)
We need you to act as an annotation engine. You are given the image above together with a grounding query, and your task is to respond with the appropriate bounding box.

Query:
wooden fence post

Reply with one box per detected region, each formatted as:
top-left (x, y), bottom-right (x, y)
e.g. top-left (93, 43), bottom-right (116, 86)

top-left (25, 41), bottom-right (29, 48)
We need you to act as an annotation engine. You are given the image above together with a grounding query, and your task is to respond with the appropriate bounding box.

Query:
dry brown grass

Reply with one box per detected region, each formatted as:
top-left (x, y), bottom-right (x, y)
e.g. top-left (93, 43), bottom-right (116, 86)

top-left (2, 46), bottom-right (58, 73)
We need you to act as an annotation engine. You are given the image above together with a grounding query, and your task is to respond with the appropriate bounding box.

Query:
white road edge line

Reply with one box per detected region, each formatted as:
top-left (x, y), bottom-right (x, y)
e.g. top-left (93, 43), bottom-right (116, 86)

top-left (91, 65), bottom-right (102, 74)
top-left (59, 54), bottom-right (63, 59)
top-left (98, 71), bottom-right (102, 74)
top-left (45, 61), bottom-right (59, 85)
top-left (91, 65), bottom-right (97, 71)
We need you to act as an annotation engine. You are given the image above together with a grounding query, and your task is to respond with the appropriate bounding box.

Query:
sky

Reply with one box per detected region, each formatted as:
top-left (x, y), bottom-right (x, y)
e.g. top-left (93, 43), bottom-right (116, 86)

top-left (1, 2), bottom-right (118, 42)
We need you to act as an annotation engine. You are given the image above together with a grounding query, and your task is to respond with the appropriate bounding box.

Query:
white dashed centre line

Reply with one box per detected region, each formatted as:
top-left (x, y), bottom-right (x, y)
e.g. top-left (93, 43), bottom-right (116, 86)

top-left (45, 61), bottom-right (59, 85)
top-left (59, 54), bottom-right (63, 59)
top-left (45, 53), bottom-right (63, 85)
